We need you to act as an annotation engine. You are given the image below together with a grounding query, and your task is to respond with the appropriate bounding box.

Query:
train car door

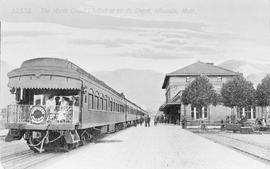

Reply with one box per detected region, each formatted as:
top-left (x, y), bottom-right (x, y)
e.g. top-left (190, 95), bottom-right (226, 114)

top-left (80, 85), bottom-right (89, 126)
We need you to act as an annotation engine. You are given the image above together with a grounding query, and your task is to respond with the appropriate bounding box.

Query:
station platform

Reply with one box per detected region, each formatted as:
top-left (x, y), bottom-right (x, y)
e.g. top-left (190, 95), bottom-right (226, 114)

top-left (44, 124), bottom-right (270, 169)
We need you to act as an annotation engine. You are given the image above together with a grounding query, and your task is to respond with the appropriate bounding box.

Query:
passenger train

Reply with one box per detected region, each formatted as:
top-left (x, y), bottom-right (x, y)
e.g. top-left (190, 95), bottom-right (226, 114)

top-left (5, 58), bottom-right (147, 152)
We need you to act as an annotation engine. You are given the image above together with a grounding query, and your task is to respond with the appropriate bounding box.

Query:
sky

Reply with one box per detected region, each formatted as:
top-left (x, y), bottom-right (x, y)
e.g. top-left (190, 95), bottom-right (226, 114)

top-left (1, 0), bottom-right (270, 73)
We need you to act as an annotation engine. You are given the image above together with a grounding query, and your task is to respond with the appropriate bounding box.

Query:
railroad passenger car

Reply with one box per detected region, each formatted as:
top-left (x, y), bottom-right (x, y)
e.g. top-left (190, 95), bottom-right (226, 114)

top-left (5, 58), bottom-right (147, 152)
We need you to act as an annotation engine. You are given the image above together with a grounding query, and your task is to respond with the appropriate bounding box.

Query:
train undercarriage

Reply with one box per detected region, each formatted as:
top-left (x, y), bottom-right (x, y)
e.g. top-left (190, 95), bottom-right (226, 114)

top-left (5, 121), bottom-right (137, 153)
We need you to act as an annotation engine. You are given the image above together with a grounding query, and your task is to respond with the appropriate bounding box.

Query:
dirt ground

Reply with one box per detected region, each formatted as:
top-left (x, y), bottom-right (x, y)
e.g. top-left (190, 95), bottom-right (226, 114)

top-left (189, 128), bottom-right (270, 163)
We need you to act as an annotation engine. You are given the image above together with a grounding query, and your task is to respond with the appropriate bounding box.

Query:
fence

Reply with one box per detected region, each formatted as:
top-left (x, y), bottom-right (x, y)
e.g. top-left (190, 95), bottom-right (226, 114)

top-left (6, 104), bottom-right (79, 124)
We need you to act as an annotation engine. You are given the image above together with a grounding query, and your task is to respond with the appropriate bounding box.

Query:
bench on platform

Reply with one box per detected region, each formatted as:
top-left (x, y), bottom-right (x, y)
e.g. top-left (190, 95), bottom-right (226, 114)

top-left (259, 126), bottom-right (268, 131)
top-left (240, 127), bottom-right (254, 134)
top-left (226, 124), bottom-right (241, 133)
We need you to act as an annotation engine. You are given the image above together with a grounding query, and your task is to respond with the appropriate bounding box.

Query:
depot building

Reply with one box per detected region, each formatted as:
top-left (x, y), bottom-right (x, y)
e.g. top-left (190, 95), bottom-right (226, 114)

top-left (159, 61), bottom-right (261, 124)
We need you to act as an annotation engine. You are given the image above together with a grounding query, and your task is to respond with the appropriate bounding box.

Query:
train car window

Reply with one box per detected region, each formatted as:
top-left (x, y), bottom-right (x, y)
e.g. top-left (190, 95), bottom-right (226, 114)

top-left (94, 91), bottom-right (99, 110)
top-left (102, 99), bottom-right (105, 110)
top-left (84, 95), bottom-right (87, 104)
top-left (88, 93), bottom-right (93, 109)
top-left (97, 97), bottom-right (100, 110)
top-left (88, 89), bottom-right (94, 109)
top-left (110, 100), bottom-right (113, 111)
top-left (100, 97), bottom-right (104, 111)
top-left (106, 97), bottom-right (109, 111)
top-left (99, 93), bottom-right (104, 111)
top-left (104, 96), bottom-right (107, 111)
top-left (95, 96), bottom-right (99, 110)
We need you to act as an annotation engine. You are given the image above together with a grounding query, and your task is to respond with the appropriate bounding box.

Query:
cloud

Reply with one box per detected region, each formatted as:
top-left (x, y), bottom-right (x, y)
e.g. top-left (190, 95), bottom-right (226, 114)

top-left (67, 39), bottom-right (142, 48)
top-left (118, 48), bottom-right (193, 60)
top-left (181, 46), bottom-right (216, 53)
top-left (66, 16), bottom-right (205, 31)
top-left (166, 39), bottom-right (187, 45)
top-left (153, 44), bottom-right (176, 50)
top-left (3, 39), bottom-right (25, 44)
top-left (160, 33), bottom-right (189, 39)
top-left (2, 10), bottom-right (206, 32)
top-left (2, 31), bottom-right (59, 37)
top-left (152, 38), bottom-right (164, 42)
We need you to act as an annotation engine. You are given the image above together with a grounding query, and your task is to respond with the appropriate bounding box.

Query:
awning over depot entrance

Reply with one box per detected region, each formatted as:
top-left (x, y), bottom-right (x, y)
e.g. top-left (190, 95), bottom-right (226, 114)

top-left (159, 102), bottom-right (181, 124)
top-left (8, 75), bottom-right (81, 89)
top-left (159, 102), bottom-right (180, 111)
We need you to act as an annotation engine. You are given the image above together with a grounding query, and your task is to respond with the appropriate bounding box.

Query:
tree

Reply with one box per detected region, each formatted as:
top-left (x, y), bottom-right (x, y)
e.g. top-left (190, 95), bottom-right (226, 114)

top-left (221, 75), bottom-right (255, 109)
top-left (256, 74), bottom-right (270, 107)
top-left (181, 75), bottom-right (220, 108)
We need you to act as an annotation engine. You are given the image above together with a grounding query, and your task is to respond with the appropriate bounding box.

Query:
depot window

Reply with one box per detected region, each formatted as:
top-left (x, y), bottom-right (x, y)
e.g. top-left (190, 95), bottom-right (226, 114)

top-left (186, 77), bottom-right (190, 82)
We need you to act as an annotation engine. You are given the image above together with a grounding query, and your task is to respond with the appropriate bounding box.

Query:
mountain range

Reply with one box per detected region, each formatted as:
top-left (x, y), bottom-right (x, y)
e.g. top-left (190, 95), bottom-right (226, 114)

top-left (93, 69), bottom-right (165, 111)
top-left (1, 59), bottom-right (270, 110)
top-left (218, 60), bottom-right (270, 86)
top-left (0, 60), bottom-right (165, 110)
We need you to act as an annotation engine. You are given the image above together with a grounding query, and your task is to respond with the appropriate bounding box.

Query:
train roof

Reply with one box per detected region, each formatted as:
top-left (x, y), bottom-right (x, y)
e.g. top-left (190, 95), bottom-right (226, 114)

top-left (8, 57), bottom-right (146, 112)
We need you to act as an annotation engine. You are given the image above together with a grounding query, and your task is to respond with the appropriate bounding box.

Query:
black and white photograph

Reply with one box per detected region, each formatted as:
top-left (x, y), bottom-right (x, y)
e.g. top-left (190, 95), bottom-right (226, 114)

top-left (1, 0), bottom-right (270, 169)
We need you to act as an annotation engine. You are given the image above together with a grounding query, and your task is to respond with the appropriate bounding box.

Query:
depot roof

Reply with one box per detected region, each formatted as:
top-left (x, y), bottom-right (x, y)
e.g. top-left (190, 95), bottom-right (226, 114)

top-left (162, 61), bottom-right (238, 89)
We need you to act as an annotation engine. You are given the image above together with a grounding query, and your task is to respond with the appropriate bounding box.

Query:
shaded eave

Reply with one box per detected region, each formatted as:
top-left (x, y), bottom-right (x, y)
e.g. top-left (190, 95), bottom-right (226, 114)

top-left (161, 73), bottom-right (239, 89)
top-left (159, 102), bottom-right (180, 111)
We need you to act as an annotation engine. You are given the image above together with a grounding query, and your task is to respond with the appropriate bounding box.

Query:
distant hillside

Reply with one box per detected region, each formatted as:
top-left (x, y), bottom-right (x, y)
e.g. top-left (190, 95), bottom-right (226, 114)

top-left (0, 60), bottom-right (15, 109)
top-left (2, 59), bottom-right (270, 110)
top-left (0, 61), bottom-right (165, 110)
top-left (93, 69), bottom-right (165, 110)
top-left (218, 60), bottom-right (270, 86)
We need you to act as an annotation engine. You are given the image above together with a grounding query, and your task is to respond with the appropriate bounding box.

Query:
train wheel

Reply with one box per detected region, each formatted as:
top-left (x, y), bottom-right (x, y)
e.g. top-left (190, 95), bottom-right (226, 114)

top-left (80, 135), bottom-right (87, 146)
top-left (27, 144), bottom-right (40, 153)
top-left (63, 143), bottom-right (69, 152)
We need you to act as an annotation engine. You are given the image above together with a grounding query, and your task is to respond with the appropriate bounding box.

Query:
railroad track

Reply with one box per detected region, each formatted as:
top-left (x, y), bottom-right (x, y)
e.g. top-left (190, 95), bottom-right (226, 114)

top-left (199, 133), bottom-right (270, 165)
top-left (218, 134), bottom-right (270, 151)
top-left (0, 128), bottom-right (128, 169)
top-left (0, 140), bottom-right (61, 169)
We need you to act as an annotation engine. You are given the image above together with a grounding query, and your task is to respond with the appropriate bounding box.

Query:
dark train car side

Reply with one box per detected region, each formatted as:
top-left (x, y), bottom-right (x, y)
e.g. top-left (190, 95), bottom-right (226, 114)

top-left (5, 58), bottom-right (147, 152)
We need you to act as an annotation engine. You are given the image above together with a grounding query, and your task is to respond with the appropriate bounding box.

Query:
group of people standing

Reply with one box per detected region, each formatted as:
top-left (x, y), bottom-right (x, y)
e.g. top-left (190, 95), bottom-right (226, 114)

top-left (138, 115), bottom-right (151, 127)
top-left (46, 96), bottom-right (70, 112)
top-left (45, 95), bottom-right (74, 122)
top-left (144, 115), bottom-right (151, 127)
